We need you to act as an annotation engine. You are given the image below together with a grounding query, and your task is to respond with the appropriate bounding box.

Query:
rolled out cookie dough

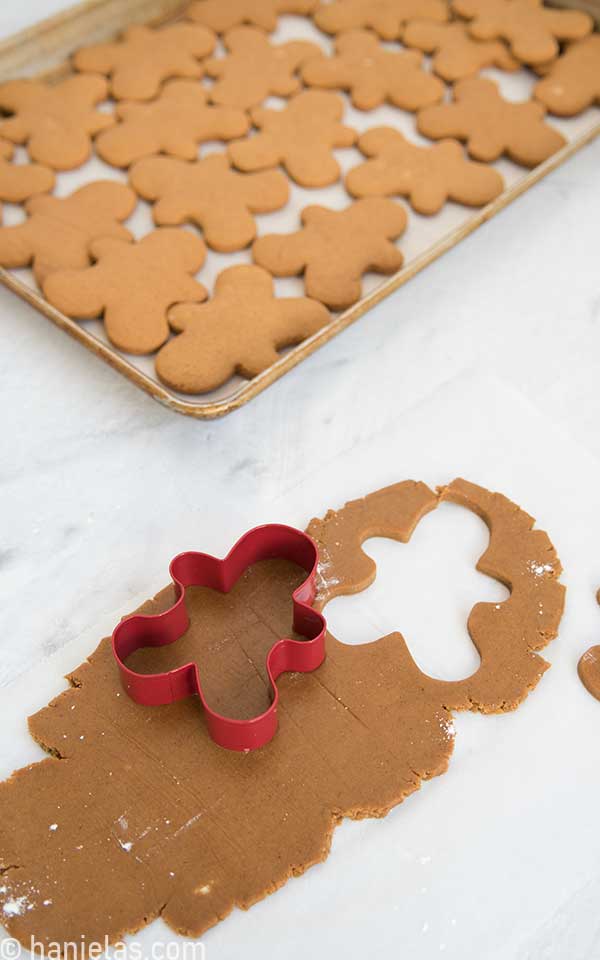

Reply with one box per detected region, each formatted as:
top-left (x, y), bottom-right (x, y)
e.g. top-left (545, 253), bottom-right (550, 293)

top-left (0, 479), bottom-right (564, 951)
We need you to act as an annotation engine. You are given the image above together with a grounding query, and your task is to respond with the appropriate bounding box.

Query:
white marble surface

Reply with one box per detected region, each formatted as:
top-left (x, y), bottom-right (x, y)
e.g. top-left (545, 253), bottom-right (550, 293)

top-left (2, 4), bottom-right (600, 960)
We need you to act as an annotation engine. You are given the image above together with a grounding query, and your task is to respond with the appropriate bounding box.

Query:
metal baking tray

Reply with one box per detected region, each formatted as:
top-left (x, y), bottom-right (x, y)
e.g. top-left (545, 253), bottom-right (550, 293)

top-left (0, 0), bottom-right (598, 418)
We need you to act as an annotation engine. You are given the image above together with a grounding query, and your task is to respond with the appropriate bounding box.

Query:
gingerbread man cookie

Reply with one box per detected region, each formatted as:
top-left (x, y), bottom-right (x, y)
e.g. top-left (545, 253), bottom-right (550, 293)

top-left (95, 80), bottom-right (249, 168)
top-left (186, 0), bottom-right (319, 32)
top-left (204, 26), bottom-right (323, 109)
top-left (534, 35), bottom-right (600, 117)
top-left (418, 76), bottom-right (566, 168)
top-left (156, 263), bottom-right (329, 393)
top-left (314, 0), bottom-right (449, 40)
top-left (43, 229), bottom-right (207, 355)
top-left (253, 198), bottom-right (406, 309)
top-left (0, 181), bottom-right (135, 286)
top-left (346, 127), bottom-right (504, 215)
top-left (302, 28), bottom-right (444, 111)
top-left (0, 75), bottom-right (113, 171)
top-left (0, 140), bottom-right (54, 213)
top-left (403, 19), bottom-right (518, 81)
top-left (452, 0), bottom-right (593, 65)
top-left (73, 23), bottom-right (216, 101)
top-left (228, 90), bottom-right (356, 187)
top-left (130, 154), bottom-right (289, 252)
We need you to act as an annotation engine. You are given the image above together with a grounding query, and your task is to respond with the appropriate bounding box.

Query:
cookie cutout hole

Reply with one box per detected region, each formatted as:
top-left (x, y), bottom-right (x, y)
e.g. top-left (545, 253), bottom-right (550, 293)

top-left (325, 502), bottom-right (509, 680)
top-left (124, 557), bottom-right (306, 721)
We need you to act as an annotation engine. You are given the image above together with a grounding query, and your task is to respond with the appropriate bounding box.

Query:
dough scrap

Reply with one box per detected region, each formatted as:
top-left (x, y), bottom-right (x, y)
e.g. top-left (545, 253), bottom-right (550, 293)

top-left (204, 26), bottom-right (323, 109)
top-left (252, 198), bottom-right (407, 309)
top-left (417, 76), bottom-right (566, 168)
top-left (43, 229), bottom-right (207, 355)
top-left (0, 139), bottom-right (54, 215)
top-left (314, 0), bottom-right (449, 40)
top-left (73, 23), bottom-right (216, 101)
top-left (95, 80), bottom-right (249, 168)
top-left (403, 19), bottom-right (518, 81)
top-left (228, 90), bottom-right (357, 187)
top-left (302, 28), bottom-right (445, 111)
top-left (0, 76), bottom-right (113, 171)
top-left (186, 0), bottom-right (320, 32)
top-left (0, 479), bottom-right (564, 950)
top-left (346, 126), bottom-right (504, 215)
top-left (452, 0), bottom-right (593, 65)
top-left (156, 263), bottom-right (329, 393)
top-left (534, 34), bottom-right (600, 117)
top-left (129, 154), bottom-right (289, 252)
top-left (0, 181), bottom-right (135, 286)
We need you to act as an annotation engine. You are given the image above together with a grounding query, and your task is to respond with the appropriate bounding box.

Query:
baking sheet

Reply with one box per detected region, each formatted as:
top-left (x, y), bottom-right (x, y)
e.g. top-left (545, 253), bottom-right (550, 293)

top-left (0, 0), bottom-right (599, 418)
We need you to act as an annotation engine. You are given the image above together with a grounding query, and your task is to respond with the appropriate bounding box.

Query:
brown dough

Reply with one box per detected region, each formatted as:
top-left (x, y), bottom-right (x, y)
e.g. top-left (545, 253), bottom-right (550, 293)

top-left (0, 76), bottom-right (113, 171)
top-left (403, 19), bottom-right (518, 81)
top-left (228, 90), bottom-right (357, 187)
top-left (0, 140), bottom-right (54, 214)
top-left (577, 588), bottom-right (600, 702)
top-left (204, 26), bottom-right (323, 109)
top-left (417, 76), bottom-right (566, 168)
top-left (301, 28), bottom-right (445, 111)
top-left (346, 127), bottom-right (504, 215)
top-left (73, 23), bottom-right (216, 101)
top-left (0, 181), bottom-right (135, 287)
top-left (314, 0), bottom-right (449, 39)
top-left (252, 198), bottom-right (406, 309)
top-left (156, 263), bottom-right (329, 393)
top-left (534, 35), bottom-right (600, 117)
top-left (43, 229), bottom-right (207, 356)
top-left (452, 0), bottom-right (593, 65)
top-left (129, 154), bottom-right (289, 252)
top-left (0, 478), bottom-right (564, 950)
top-left (95, 80), bottom-right (249, 168)
top-left (186, 0), bottom-right (320, 32)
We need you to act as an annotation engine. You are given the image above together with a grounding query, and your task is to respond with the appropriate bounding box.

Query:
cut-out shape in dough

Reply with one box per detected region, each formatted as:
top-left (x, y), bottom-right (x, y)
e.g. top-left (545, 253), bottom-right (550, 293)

top-left (417, 76), bottom-right (566, 168)
top-left (302, 28), bottom-right (445, 111)
top-left (95, 80), bottom-right (249, 168)
top-left (43, 229), bottom-right (207, 355)
top-left (0, 478), bottom-right (564, 951)
top-left (252, 198), bottom-right (406, 309)
top-left (129, 154), bottom-right (289, 252)
top-left (534, 35), bottom-right (600, 117)
top-left (403, 19), bottom-right (518, 81)
top-left (156, 263), bottom-right (330, 393)
top-left (228, 90), bottom-right (357, 187)
top-left (346, 126), bottom-right (504, 215)
top-left (314, 0), bottom-right (449, 40)
top-left (73, 23), bottom-right (216, 101)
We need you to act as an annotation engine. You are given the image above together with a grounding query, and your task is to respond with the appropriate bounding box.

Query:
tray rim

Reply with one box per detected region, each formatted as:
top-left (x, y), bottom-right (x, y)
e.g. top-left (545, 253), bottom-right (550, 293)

top-left (0, 0), bottom-right (599, 419)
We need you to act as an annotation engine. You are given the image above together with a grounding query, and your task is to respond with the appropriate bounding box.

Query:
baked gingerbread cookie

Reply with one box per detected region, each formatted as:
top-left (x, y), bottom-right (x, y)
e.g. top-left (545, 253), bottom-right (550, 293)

top-left (186, 0), bottom-right (320, 32)
top-left (314, 0), bottom-right (449, 39)
top-left (346, 127), bottom-right (504, 215)
top-left (302, 28), bottom-right (445, 111)
top-left (43, 229), bottom-right (207, 355)
top-left (0, 140), bottom-right (54, 214)
top-left (130, 154), bottom-right (289, 252)
top-left (452, 0), bottom-right (593, 65)
top-left (0, 75), bottom-right (113, 171)
top-left (95, 80), bottom-right (249, 168)
top-left (418, 76), bottom-right (566, 168)
top-left (253, 198), bottom-right (406, 309)
top-left (0, 181), bottom-right (135, 286)
top-left (403, 19), bottom-right (518, 81)
top-left (204, 26), bottom-right (323, 109)
top-left (73, 23), bottom-right (216, 101)
top-left (228, 90), bottom-right (356, 187)
top-left (156, 263), bottom-right (329, 393)
top-left (534, 35), bottom-right (600, 117)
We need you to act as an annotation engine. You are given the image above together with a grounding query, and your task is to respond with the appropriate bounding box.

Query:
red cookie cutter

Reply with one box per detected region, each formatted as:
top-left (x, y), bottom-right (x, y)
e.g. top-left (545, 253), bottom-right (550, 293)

top-left (112, 524), bottom-right (326, 752)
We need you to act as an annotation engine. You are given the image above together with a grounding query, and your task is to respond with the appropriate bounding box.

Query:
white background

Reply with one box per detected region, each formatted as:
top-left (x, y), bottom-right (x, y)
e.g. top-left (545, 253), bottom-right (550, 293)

top-left (1, 3), bottom-right (600, 959)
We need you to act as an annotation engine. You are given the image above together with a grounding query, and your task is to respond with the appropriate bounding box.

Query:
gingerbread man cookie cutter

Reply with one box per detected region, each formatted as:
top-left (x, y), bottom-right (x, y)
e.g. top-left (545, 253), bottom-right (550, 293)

top-left (112, 524), bottom-right (326, 751)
